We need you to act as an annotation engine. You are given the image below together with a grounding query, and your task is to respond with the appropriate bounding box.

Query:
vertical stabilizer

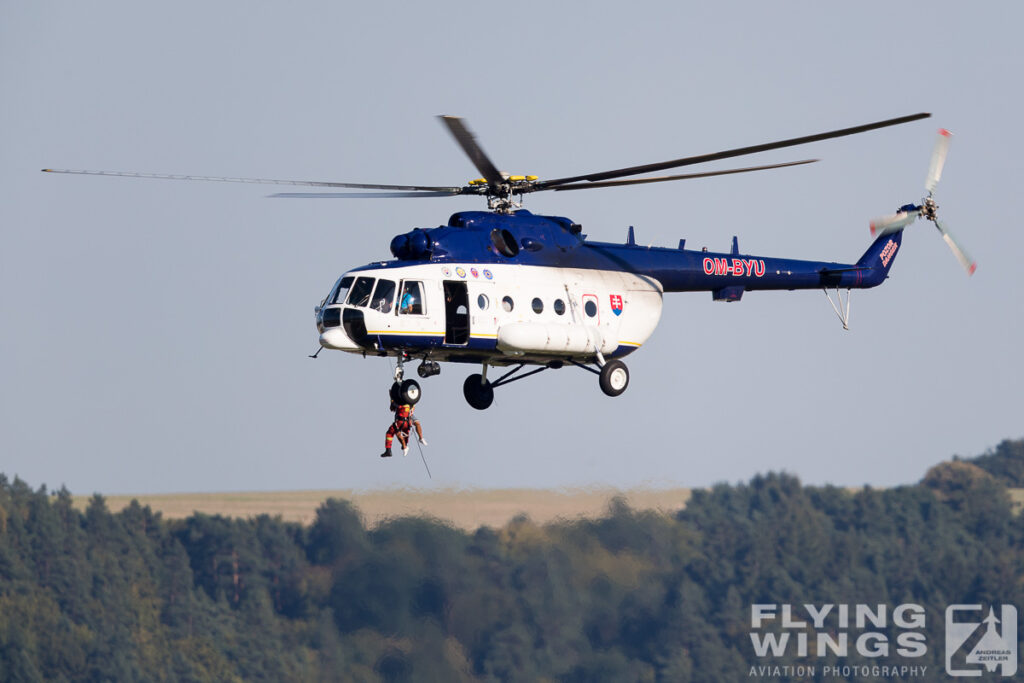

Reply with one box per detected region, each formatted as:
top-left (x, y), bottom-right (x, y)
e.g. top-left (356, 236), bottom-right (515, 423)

top-left (855, 229), bottom-right (904, 286)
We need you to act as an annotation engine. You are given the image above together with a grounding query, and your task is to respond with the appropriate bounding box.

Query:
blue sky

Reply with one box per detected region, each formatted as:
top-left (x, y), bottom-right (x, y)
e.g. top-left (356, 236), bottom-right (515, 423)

top-left (2, 2), bottom-right (1020, 494)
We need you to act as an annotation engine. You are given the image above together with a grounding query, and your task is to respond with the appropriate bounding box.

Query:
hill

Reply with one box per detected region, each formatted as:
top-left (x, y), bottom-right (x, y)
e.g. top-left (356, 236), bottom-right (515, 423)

top-left (5, 436), bottom-right (1021, 681)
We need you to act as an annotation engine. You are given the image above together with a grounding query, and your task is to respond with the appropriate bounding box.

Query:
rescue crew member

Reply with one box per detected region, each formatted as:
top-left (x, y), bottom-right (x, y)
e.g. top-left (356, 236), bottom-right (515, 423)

top-left (381, 398), bottom-right (426, 458)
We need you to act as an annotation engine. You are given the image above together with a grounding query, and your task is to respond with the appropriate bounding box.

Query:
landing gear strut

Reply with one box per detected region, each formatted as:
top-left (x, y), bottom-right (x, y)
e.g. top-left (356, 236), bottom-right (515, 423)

top-left (569, 353), bottom-right (630, 398)
top-left (462, 362), bottom-right (552, 410)
top-left (390, 356), bottom-right (421, 405)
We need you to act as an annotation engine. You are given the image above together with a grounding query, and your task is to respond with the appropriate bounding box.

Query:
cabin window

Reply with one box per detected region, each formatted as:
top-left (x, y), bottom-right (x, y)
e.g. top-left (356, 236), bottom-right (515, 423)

top-left (584, 299), bottom-right (598, 317)
top-left (501, 296), bottom-right (514, 313)
top-left (370, 279), bottom-right (396, 313)
top-left (347, 277), bottom-right (375, 308)
top-left (553, 299), bottom-right (566, 315)
top-left (477, 294), bottom-right (489, 310)
top-left (532, 297), bottom-right (544, 314)
top-left (399, 281), bottom-right (425, 315)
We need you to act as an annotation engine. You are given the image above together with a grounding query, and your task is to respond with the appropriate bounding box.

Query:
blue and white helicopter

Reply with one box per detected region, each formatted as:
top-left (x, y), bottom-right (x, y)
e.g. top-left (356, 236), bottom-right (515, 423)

top-left (44, 113), bottom-right (973, 410)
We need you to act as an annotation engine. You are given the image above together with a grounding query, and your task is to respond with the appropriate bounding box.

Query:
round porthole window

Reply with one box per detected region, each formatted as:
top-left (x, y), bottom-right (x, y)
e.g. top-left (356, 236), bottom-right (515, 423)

top-left (553, 299), bottom-right (566, 315)
top-left (584, 300), bottom-right (598, 317)
top-left (532, 297), bottom-right (544, 314)
top-left (477, 294), bottom-right (489, 310)
top-left (501, 296), bottom-right (514, 312)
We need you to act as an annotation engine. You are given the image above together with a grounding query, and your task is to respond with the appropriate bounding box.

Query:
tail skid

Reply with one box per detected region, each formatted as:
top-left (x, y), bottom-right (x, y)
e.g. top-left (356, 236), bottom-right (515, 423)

top-left (823, 229), bottom-right (905, 331)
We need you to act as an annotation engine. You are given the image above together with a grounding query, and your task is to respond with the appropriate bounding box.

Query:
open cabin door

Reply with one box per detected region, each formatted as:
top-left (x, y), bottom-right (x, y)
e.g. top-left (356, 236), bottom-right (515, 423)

top-left (443, 281), bottom-right (469, 345)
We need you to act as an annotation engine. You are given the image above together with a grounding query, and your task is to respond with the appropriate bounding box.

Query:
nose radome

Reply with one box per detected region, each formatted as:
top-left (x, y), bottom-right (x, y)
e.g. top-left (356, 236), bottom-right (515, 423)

top-left (319, 327), bottom-right (361, 351)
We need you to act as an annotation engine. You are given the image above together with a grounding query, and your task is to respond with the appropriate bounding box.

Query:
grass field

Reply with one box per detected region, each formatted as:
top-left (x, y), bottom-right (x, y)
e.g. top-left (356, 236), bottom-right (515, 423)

top-left (1009, 488), bottom-right (1024, 514)
top-left (73, 485), bottom-right (1024, 531)
top-left (73, 488), bottom-right (693, 531)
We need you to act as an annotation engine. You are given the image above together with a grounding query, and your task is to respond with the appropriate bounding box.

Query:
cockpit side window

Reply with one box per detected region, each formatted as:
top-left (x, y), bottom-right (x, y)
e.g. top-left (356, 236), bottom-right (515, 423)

top-left (399, 281), bottom-right (425, 315)
top-left (330, 276), bottom-right (354, 305)
top-left (347, 276), bottom-right (375, 308)
top-left (370, 279), bottom-right (396, 313)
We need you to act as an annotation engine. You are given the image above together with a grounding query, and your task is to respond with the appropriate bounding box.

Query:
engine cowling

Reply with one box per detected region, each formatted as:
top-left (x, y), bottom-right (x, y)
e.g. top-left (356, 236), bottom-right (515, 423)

top-left (390, 228), bottom-right (433, 260)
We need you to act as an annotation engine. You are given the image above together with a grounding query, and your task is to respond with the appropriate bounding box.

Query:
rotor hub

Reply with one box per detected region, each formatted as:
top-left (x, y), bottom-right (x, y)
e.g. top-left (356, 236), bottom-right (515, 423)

top-left (921, 196), bottom-right (938, 222)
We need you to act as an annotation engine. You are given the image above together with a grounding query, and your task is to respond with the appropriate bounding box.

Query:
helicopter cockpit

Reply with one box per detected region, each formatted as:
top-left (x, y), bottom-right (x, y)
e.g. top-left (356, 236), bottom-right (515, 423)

top-left (316, 270), bottom-right (434, 353)
top-left (321, 275), bottom-right (425, 316)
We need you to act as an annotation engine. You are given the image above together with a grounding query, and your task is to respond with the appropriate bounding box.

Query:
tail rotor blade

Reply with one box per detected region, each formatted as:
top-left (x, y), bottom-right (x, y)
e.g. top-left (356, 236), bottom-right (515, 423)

top-left (935, 219), bottom-right (976, 276)
top-left (925, 128), bottom-right (952, 195)
top-left (869, 211), bottom-right (918, 236)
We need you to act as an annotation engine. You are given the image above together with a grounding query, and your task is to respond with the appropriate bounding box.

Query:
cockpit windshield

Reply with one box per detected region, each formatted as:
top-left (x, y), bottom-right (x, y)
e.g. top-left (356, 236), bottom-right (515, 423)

top-left (329, 276), bottom-right (353, 305)
top-left (347, 276), bottom-right (375, 308)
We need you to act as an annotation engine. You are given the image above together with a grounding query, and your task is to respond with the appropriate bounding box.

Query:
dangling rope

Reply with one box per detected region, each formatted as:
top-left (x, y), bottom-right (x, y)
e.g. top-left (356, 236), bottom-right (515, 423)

top-left (413, 433), bottom-right (432, 479)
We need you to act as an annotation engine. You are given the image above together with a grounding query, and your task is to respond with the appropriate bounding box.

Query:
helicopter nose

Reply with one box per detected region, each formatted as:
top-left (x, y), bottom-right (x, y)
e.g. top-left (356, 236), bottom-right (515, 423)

top-left (319, 327), bottom-right (361, 351)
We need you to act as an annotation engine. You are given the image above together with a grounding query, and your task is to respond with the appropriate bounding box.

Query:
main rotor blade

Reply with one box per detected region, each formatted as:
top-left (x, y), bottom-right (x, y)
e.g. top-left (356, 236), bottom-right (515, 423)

top-left (41, 168), bottom-right (461, 192)
top-left (549, 159), bottom-right (818, 191)
top-left (935, 219), bottom-right (976, 275)
top-left (438, 116), bottom-right (505, 188)
top-left (270, 191), bottom-right (462, 198)
top-left (535, 112), bottom-right (931, 189)
top-left (925, 128), bottom-right (952, 195)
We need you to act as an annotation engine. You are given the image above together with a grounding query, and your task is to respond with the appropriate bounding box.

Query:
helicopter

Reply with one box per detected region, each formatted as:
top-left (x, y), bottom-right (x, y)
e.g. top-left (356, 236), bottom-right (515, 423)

top-left (43, 113), bottom-right (973, 410)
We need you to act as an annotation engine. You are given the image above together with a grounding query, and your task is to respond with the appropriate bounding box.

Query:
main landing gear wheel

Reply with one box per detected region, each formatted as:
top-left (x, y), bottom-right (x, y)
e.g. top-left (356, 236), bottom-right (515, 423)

top-left (390, 379), bottom-right (421, 405)
top-left (463, 374), bottom-right (494, 410)
top-left (599, 360), bottom-right (629, 397)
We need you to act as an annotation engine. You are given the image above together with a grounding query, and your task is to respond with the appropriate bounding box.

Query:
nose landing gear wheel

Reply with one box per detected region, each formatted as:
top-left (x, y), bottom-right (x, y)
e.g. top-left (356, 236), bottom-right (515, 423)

top-left (390, 379), bottom-right (421, 405)
top-left (599, 360), bottom-right (629, 397)
top-left (463, 374), bottom-right (494, 410)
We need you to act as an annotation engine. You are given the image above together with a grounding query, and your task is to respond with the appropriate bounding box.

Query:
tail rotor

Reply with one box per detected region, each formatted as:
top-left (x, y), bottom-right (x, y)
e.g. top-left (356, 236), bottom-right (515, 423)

top-left (935, 219), bottom-right (976, 275)
top-left (869, 128), bottom-right (976, 275)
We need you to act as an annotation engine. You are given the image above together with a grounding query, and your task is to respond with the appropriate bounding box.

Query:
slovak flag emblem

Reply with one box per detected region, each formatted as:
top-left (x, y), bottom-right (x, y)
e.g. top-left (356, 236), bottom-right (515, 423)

top-left (610, 294), bottom-right (623, 316)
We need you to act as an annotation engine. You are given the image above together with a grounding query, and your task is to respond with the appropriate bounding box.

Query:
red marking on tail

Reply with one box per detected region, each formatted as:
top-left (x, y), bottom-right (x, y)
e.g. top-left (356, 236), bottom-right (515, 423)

top-left (968, 262), bottom-right (977, 276)
top-left (939, 128), bottom-right (951, 137)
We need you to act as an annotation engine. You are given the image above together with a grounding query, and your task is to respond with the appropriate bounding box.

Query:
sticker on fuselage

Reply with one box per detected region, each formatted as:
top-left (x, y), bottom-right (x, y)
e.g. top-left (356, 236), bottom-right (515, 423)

top-left (442, 266), bottom-right (452, 277)
top-left (483, 269), bottom-right (493, 280)
top-left (610, 294), bottom-right (624, 316)
top-left (455, 267), bottom-right (466, 278)
top-left (470, 268), bottom-right (479, 278)
top-left (880, 239), bottom-right (898, 267)
top-left (702, 257), bottom-right (766, 277)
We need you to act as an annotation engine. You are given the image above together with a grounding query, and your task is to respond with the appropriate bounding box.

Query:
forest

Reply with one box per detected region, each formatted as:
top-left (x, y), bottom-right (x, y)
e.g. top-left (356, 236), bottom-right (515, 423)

top-left (0, 438), bottom-right (1022, 682)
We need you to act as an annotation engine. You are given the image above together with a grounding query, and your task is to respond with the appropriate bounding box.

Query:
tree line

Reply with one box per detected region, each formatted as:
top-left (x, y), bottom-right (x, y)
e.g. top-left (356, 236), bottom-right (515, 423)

top-left (0, 438), bottom-right (1021, 681)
